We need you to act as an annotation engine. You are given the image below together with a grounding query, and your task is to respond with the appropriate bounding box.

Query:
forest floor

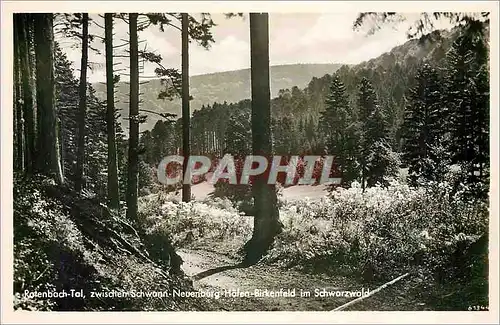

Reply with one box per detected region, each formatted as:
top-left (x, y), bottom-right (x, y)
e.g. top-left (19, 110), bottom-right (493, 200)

top-left (170, 181), bottom-right (431, 311)
top-left (152, 179), bottom-right (484, 311)
top-left (176, 245), bottom-right (428, 311)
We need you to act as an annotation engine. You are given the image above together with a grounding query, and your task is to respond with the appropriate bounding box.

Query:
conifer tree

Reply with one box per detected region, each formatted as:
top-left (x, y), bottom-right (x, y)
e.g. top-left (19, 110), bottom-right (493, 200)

top-left (13, 16), bottom-right (24, 172)
top-left (54, 44), bottom-right (79, 184)
top-left (357, 77), bottom-right (397, 189)
top-left (444, 23), bottom-right (489, 187)
top-left (33, 13), bottom-right (64, 183)
top-left (104, 13), bottom-right (120, 210)
top-left (181, 13), bottom-right (191, 202)
top-left (244, 13), bottom-right (282, 264)
top-left (365, 102), bottom-right (398, 187)
top-left (402, 63), bottom-right (444, 183)
top-left (126, 13), bottom-right (140, 222)
top-left (75, 13), bottom-right (89, 192)
top-left (16, 14), bottom-right (35, 174)
top-left (319, 74), bottom-right (358, 187)
top-left (225, 108), bottom-right (252, 155)
top-left (357, 77), bottom-right (377, 190)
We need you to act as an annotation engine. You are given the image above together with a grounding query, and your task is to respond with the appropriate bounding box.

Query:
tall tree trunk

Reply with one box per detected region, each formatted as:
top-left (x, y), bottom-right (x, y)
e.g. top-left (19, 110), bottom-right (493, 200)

top-left (181, 13), bottom-right (191, 202)
top-left (126, 13), bottom-right (139, 222)
top-left (75, 13), bottom-right (89, 192)
top-left (361, 165), bottom-right (366, 192)
top-left (17, 14), bottom-right (35, 174)
top-left (105, 13), bottom-right (120, 210)
top-left (13, 15), bottom-right (24, 172)
top-left (28, 16), bottom-right (40, 146)
top-left (244, 13), bottom-right (282, 264)
top-left (34, 13), bottom-right (63, 183)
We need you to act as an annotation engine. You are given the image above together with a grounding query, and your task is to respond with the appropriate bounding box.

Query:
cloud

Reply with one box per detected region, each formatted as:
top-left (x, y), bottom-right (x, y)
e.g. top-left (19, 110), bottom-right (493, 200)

top-left (299, 13), bottom-right (359, 45)
top-left (139, 28), bottom-right (178, 59)
top-left (267, 13), bottom-right (442, 66)
top-left (190, 35), bottom-right (250, 75)
top-left (267, 13), bottom-right (407, 66)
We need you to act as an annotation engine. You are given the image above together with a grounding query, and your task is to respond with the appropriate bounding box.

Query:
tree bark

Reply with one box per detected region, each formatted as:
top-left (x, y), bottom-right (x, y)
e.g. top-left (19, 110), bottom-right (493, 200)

top-left (17, 14), bottom-right (35, 174)
top-left (34, 13), bottom-right (63, 183)
top-left (126, 13), bottom-right (139, 222)
top-left (181, 13), bottom-right (191, 202)
top-left (105, 13), bottom-right (120, 210)
top-left (244, 13), bottom-right (282, 264)
top-left (13, 15), bottom-right (24, 172)
top-left (75, 13), bottom-right (89, 192)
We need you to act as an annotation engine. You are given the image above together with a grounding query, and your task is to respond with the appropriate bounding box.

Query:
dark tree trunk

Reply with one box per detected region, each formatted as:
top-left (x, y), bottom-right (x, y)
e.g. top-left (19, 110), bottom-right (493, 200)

top-left (75, 13), bottom-right (89, 192)
top-left (17, 14), bottom-right (35, 174)
top-left (361, 165), bottom-right (366, 192)
top-left (105, 13), bottom-right (120, 210)
top-left (34, 13), bottom-right (63, 183)
top-left (28, 16), bottom-right (39, 144)
top-left (244, 13), bottom-right (282, 264)
top-left (181, 13), bottom-right (191, 202)
top-left (126, 13), bottom-right (139, 222)
top-left (13, 15), bottom-right (24, 172)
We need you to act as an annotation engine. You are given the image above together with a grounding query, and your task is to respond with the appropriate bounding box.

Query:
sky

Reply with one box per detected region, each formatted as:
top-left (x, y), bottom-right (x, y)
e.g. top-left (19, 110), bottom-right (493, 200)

top-left (56, 13), bottom-right (453, 83)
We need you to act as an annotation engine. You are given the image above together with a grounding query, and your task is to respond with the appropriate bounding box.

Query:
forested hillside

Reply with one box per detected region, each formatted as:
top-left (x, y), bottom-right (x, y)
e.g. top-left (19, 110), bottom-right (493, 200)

top-left (93, 63), bottom-right (342, 131)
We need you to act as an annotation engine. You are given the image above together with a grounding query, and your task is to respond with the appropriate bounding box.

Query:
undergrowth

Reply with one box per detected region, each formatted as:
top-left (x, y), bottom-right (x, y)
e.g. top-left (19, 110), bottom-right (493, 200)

top-left (139, 172), bottom-right (488, 310)
top-left (13, 175), bottom-right (206, 311)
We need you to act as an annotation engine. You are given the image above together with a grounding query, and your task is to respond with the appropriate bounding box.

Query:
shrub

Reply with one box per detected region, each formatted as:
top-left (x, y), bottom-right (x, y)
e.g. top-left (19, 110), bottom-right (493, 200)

top-left (265, 178), bottom-right (488, 284)
top-left (138, 194), bottom-right (252, 248)
top-left (13, 176), bottom-right (199, 311)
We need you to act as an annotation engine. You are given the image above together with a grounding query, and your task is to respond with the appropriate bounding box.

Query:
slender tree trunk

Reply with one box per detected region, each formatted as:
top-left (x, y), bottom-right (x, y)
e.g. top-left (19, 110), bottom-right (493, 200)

top-left (75, 13), bottom-right (89, 192)
top-left (13, 15), bottom-right (24, 172)
top-left (33, 13), bottom-right (63, 183)
top-left (29, 16), bottom-right (40, 146)
top-left (361, 165), bottom-right (366, 192)
top-left (361, 135), bottom-right (366, 192)
top-left (17, 14), bottom-right (35, 174)
top-left (244, 13), bottom-right (282, 264)
top-left (181, 13), bottom-right (191, 202)
top-left (105, 13), bottom-right (120, 210)
top-left (126, 13), bottom-right (139, 222)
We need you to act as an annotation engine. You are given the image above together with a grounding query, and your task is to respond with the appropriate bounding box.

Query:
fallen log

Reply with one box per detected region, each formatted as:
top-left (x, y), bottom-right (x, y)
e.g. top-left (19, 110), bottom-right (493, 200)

top-left (332, 272), bottom-right (410, 311)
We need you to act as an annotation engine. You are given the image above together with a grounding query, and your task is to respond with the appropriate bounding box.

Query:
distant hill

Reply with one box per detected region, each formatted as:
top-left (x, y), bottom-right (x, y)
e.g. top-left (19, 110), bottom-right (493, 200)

top-left (92, 63), bottom-right (342, 131)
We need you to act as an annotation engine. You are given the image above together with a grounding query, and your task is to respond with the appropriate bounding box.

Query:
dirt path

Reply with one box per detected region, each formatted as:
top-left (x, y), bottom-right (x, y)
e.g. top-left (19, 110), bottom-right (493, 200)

top-left (177, 248), bottom-right (422, 311)
top-left (181, 182), bottom-right (330, 201)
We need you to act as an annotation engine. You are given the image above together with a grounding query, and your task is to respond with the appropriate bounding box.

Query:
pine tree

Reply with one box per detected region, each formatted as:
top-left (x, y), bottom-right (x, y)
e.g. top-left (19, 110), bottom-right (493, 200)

top-left (13, 15), bottom-right (24, 172)
top-left (402, 63), bottom-right (444, 184)
top-left (213, 106), bottom-right (252, 201)
top-left (181, 13), bottom-right (191, 202)
top-left (444, 23), bottom-right (489, 188)
top-left (357, 77), bottom-right (397, 189)
top-left (104, 13), bottom-right (120, 210)
top-left (54, 44), bottom-right (79, 184)
top-left (75, 13), bottom-right (89, 192)
top-left (319, 74), bottom-right (359, 187)
top-left (225, 107), bottom-right (251, 155)
top-left (272, 116), bottom-right (294, 155)
top-left (126, 13), bottom-right (140, 222)
top-left (365, 103), bottom-right (398, 187)
top-left (85, 86), bottom-right (108, 198)
top-left (357, 77), bottom-right (377, 190)
top-left (54, 43), bottom-right (110, 199)
top-left (244, 13), bottom-right (282, 264)
top-left (16, 14), bottom-right (36, 174)
top-left (33, 13), bottom-right (64, 183)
